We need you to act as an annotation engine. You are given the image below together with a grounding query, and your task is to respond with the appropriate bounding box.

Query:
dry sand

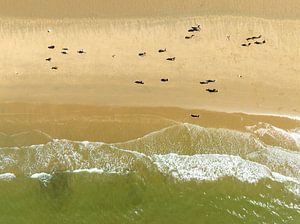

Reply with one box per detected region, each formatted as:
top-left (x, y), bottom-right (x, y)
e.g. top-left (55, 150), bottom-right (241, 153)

top-left (0, 0), bottom-right (299, 127)
top-left (1, 0), bottom-right (300, 19)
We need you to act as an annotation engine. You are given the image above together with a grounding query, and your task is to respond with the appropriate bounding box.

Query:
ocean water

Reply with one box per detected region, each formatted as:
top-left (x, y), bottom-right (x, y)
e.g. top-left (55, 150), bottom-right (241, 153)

top-left (0, 122), bottom-right (300, 223)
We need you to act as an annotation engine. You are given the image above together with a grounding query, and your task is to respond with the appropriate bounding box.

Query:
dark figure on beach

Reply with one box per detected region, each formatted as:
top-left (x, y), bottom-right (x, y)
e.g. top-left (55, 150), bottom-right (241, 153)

top-left (188, 25), bottom-right (201, 32)
top-left (138, 52), bottom-right (146, 56)
top-left (48, 45), bottom-right (55, 49)
top-left (206, 88), bottom-right (218, 93)
top-left (51, 66), bottom-right (58, 70)
top-left (191, 114), bottom-right (200, 118)
top-left (77, 49), bottom-right (86, 54)
top-left (200, 81), bottom-right (208, 84)
top-left (200, 80), bottom-right (216, 84)
top-left (62, 48), bottom-right (68, 51)
top-left (241, 43), bottom-right (251, 47)
top-left (135, 81), bottom-right (144, 84)
top-left (254, 40), bottom-right (266, 45)
top-left (158, 48), bottom-right (167, 53)
top-left (45, 58), bottom-right (51, 62)
top-left (161, 78), bottom-right (168, 82)
top-left (207, 80), bottom-right (216, 83)
top-left (166, 57), bottom-right (176, 61)
top-left (185, 35), bottom-right (195, 39)
top-left (192, 25), bottom-right (201, 29)
top-left (61, 51), bottom-right (68, 54)
top-left (246, 35), bottom-right (262, 41)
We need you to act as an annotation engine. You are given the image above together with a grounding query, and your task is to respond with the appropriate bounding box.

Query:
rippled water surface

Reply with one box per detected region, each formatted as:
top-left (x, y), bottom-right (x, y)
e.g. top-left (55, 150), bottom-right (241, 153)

top-left (0, 121), bottom-right (300, 223)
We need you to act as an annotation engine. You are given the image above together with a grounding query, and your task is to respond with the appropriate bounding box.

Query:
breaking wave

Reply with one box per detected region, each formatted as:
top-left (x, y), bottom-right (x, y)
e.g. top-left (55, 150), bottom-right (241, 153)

top-left (0, 122), bottom-right (300, 195)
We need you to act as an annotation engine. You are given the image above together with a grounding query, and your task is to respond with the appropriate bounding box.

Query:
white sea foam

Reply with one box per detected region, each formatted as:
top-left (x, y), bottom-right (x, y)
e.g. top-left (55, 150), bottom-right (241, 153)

top-left (153, 153), bottom-right (300, 188)
top-left (289, 131), bottom-right (300, 148)
top-left (30, 173), bottom-right (52, 186)
top-left (30, 172), bottom-right (52, 179)
top-left (9, 139), bottom-right (137, 175)
top-left (238, 111), bottom-right (300, 121)
top-left (246, 122), bottom-right (300, 151)
top-left (0, 122), bottom-right (300, 195)
top-left (248, 146), bottom-right (300, 179)
top-left (271, 172), bottom-right (299, 183)
top-left (117, 123), bottom-right (262, 157)
top-left (70, 168), bottom-right (104, 174)
top-left (0, 173), bottom-right (16, 181)
top-left (285, 184), bottom-right (300, 197)
top-left (30, 173), bottom-right (52, 185)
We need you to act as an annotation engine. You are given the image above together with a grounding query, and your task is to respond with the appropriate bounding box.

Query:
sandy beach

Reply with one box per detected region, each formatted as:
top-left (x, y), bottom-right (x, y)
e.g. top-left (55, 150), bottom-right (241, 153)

top-left (0, 15), bottom-right (299, 116)
top-left (0, 0), bottom-right (299, 143)
top-left (0, 2), bottom-right (300, 222)
top-left (2, 0), bottom-right (300, 19)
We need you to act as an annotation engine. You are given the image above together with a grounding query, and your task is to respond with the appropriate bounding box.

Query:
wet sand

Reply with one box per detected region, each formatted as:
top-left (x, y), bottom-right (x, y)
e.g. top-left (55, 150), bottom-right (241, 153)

top-left (0, 103), bottom-right (299, 147)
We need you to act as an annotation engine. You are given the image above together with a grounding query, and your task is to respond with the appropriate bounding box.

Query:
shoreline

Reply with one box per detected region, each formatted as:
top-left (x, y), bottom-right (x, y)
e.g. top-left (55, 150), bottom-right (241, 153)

top-left (0, 102), bottom-right (299, 147)
top-left (1, 1), bottom-right (300, 223)
top-left (2, 101), bottom-right (300, 121)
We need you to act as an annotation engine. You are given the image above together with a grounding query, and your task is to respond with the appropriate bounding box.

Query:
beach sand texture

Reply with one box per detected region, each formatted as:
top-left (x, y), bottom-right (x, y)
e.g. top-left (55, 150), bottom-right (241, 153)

top-left (1, 3), bottom-right (300, 223)
top-left (0, 0), bottom-right (300, 121)
top-left (0, 14), bottom-right (299, 116)
top-left (1, 0), bottom-right (300, 19)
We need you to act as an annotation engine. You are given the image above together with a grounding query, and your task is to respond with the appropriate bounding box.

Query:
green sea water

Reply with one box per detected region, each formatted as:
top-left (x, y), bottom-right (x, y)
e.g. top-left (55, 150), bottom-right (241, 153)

top-left (0, 122), bottom-right (300, 223)
top-left (0, 173), bottom-right (299, 224)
